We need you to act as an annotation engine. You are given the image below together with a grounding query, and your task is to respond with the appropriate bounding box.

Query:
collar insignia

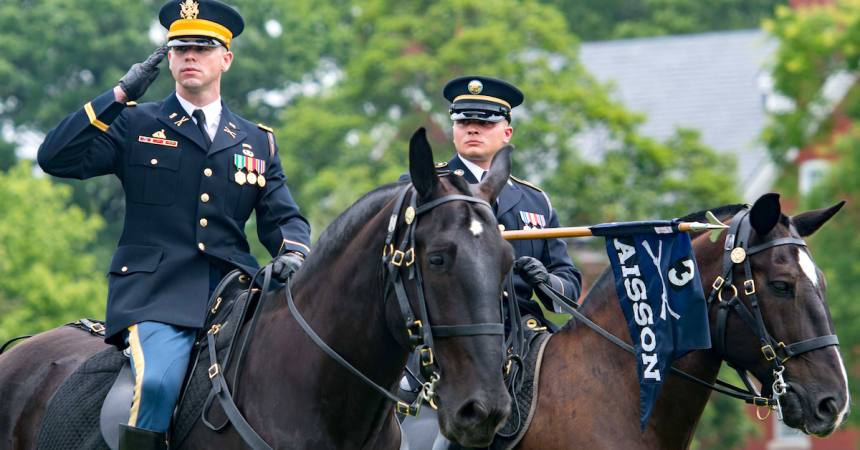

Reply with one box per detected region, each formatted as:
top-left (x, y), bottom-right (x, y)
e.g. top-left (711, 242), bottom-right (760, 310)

top-left (169, 113), bottom-right (178, 119)
top-left (229, 122), bottom-right (237, 129)
top-left (174, 116), bottom-right (189, 127)
top-left (180, 0), bottom-right (199, 20)
top-left (224, 126), bottom-right (237, 139)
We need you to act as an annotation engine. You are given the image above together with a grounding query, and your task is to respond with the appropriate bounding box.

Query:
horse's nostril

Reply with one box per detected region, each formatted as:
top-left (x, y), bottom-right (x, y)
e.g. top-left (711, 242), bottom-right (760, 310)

top-left (816, 397), bottom-right (839, 421)
top-left (456, 400), bottom-right (489, 425)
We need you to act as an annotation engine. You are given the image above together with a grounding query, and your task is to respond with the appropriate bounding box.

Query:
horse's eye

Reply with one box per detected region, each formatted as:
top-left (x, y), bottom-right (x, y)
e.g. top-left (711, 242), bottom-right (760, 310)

top-left (771, 281), bottom-right (791, 293)
top-left (429, 255), bottom-right (444, 265)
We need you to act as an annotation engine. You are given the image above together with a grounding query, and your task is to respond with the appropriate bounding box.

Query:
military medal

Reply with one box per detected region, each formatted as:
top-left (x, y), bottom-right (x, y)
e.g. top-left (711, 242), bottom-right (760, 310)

top-left (257, 175), bottom-right (266, 187)
top-left (247, 171), bottom-right (257, 185)
top-left (520, 211), bottom-right (546, 230)
top-left (234, 154), bottom-right (247, 185)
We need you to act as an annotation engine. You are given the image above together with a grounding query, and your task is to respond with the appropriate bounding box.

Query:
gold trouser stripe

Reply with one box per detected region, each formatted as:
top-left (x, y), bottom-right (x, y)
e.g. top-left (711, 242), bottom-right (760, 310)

top-left (279, 238), bottom-right (310, 255)
top-left (128, 325), bottom-right (146, 427)
top-left (84, 102), bottom-right (109, 132)
top-left (452, 94), bottom-right (512, 109)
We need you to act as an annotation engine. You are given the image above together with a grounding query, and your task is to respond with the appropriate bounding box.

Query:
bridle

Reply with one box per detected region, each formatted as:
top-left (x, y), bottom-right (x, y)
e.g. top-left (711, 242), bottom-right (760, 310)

top-left (291, 184), bottom-right (506, 417)
top-left (707, 207), bottom-right (839, 420)
top-left (203, 183), bottom-right (508, 450)
top-left (534, 206), bottom-right (840, 422)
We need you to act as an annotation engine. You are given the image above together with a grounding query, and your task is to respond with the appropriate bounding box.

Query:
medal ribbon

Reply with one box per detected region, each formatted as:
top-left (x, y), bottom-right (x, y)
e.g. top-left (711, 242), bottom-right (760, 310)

top-left (235, 154), bottom-right (245, 170)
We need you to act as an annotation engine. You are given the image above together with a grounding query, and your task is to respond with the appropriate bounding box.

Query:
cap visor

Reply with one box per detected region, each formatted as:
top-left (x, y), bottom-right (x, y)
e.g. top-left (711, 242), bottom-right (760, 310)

top-left (167, 38), bottom-right (222, 48)
top-left (450, 111), bottom-right (506, 122)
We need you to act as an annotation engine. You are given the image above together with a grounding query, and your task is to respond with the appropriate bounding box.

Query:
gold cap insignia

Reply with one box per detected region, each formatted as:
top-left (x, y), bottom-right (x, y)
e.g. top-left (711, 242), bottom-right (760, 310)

top-left (731, 248), bottom-right (746, 264)
top-left (152, 129), bottom-right (167, 139)
top-left (180, 0), bottom-right (199, 20)
top-left (468, 80), bottom-right (483, 94)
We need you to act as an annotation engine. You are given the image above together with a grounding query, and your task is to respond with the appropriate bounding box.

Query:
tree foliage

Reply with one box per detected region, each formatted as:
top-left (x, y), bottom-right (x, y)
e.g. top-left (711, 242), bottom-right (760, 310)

top-left (541, 0), bottom-right (785, 41)
top-left (0, 162), bottom-right (106, 343)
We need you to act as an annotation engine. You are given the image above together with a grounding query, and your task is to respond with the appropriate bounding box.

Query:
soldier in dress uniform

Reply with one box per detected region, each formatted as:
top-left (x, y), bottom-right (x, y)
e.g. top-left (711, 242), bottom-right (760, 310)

top-left (37, 0), bottom-right (310, 447)
top-left (401, 76), bottom-right (582, 326)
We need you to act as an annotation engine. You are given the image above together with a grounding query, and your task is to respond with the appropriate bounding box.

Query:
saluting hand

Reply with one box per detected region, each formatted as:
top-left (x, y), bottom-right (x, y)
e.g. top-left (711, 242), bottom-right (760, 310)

top-left (118, 44), bottom-right (169, 102)
top-left (514, 256), bottom-right (549, 287)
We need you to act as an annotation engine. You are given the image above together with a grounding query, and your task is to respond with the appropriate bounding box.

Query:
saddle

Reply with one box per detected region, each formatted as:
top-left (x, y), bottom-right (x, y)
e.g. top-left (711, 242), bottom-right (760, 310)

top-left (35, 270), bottom-right (255, 450)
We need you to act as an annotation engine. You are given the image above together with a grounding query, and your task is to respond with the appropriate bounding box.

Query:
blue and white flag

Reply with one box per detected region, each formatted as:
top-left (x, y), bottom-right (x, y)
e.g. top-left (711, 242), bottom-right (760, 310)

top-left (594, 221), bottom-right (711, 431)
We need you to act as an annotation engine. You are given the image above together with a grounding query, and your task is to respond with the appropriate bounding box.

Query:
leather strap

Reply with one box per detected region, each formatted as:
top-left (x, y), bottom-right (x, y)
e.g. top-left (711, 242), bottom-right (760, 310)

top-left (784, 335), bottom-right (839, 357)
top-left (430, 324), bottom-right (504, 338)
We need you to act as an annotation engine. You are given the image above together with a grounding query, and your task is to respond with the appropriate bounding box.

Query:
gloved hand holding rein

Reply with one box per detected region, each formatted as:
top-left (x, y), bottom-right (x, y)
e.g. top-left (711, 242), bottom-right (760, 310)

top-left (514, 256), bottom-right (549, 287)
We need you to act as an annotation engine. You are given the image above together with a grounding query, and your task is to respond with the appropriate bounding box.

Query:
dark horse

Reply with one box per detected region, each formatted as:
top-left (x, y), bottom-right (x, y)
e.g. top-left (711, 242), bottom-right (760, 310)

top-left (0, 129), bottom-right (516, 449)
top-left (513, 194), bottom-right (849, 449)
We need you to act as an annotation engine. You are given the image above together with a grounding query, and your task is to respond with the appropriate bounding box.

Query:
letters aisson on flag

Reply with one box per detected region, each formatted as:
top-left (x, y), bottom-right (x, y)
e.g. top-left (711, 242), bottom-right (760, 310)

top-left (591, 220), bottom-right (711, 432)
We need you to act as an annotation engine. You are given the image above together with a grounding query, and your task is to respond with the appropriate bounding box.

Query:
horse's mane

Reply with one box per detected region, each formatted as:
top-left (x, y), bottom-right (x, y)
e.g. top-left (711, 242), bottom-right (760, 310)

top-left (308, 182), bottom-right (409, 263)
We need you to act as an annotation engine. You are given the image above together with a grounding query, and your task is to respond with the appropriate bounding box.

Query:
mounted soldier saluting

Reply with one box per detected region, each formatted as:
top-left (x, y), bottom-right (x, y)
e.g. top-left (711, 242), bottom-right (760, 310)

top-left (36, 0), bottom-right (310, 447)
top-left (401, 76), bottom-right (582, 326)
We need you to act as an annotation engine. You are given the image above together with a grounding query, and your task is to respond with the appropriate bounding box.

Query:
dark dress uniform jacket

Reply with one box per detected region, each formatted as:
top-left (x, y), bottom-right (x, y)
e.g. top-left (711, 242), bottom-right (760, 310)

top-left (401, 155), bottom-right (582, 329)
top-left (38, 89), bottom-right (311, 344)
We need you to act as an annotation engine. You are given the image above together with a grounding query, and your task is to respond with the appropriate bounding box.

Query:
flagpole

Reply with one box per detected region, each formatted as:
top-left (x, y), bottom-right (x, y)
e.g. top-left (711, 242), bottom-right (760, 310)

top-left (500, 221), bottom-right (727, 241)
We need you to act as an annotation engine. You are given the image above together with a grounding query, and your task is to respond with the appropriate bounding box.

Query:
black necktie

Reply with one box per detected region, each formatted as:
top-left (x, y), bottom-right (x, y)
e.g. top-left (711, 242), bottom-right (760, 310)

top-left (192, 109), bottom-right (212, 148)
top-left (480, 171), bottom-right (487, 181)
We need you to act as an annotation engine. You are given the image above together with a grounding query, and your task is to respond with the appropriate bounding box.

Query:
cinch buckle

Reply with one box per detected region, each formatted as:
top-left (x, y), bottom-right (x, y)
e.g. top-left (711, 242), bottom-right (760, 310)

top-left (211, 297), bottom-right (222, 314)
top-left (421, 347), bottom-right (434, 366)
top-left (406, 320), bottom-right (423, 337)
top-left (208, 364), bottom-right (220, 379)
top-left (404, 248), bottom-right (415, 266)
top-left (712, 276), bottom-right (725, 291)
top-left (752, 397), bottom-right (769, 407)
top-left (91, 323), bottom-right (105, 333)
top-left (397, 402), bottom-right (412, 416)
top-left (762, 345), bottom-right (776, 361)
top-left (744, 280), bottom-right (756, 295)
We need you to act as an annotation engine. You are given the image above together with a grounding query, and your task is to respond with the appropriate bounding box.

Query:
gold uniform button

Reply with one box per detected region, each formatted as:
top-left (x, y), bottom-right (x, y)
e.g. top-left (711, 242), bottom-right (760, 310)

top-left (121, 266), bottom-right (128, 272)
top-left (204, 168), bottom-right (212, 177)
top-left (198, 243), bottom-right (205, 251)
top-left (151, 159), bottom-right (158, 165)
top-left (200, 218), bottom-right (208, 227)
top-left (201, 193), bottom-right (210, 202)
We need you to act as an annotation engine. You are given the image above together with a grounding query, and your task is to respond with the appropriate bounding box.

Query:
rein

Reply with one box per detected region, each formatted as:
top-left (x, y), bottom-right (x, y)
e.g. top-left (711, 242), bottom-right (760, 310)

top-left (537, 208), bottom-right (838, 420)
top-left (290, 184), bottom-right (506, 419)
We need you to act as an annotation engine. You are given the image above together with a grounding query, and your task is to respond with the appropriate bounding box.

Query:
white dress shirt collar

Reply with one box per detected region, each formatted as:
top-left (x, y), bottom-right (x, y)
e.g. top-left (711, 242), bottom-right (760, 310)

top-left (175, 92), bottom-right (222, 141)
top-left (457, 154), bottom-right (488, 182)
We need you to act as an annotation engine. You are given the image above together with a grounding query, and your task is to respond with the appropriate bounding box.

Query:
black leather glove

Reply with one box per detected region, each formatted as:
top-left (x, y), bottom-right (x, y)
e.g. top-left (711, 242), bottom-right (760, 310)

top-left (514, 256), bottom-right (549, 287)
top-left (272, 252), bottom-right (304, 283)
top-left (118, 45), bottom-right (169, 101)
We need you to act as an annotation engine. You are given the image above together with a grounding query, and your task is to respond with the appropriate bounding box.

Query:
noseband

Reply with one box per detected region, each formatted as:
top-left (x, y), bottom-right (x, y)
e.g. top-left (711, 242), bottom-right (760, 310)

top-left (290, 184), bottom-right (505, 418)
top-left (708, 207), bottom-right (839, 420)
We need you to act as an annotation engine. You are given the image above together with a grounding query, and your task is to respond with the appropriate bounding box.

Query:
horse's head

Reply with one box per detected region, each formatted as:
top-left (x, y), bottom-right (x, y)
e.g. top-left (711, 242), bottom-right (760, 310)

top-left (708, 193), bottom-right (848, 436)
top-left (388, 128), bottom-right (513, 446)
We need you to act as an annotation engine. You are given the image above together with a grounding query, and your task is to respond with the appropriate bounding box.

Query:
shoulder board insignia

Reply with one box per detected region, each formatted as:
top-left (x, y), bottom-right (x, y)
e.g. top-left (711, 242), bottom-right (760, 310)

top-left (510, 175), bottom-right (543, 193)
top-left (126, 101), bottom-right (137, 107)
top-left (435, 162), bottom-right (448, 168)
top-left (258, 124), bottom-right (274, 133)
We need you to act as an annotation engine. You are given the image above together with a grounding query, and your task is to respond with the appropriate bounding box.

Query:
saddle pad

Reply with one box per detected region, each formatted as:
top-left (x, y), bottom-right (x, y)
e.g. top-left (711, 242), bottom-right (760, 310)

top-left (35, 344), bottom-right (124, 450)
top-left (489, 332), bottom-right (551, 450)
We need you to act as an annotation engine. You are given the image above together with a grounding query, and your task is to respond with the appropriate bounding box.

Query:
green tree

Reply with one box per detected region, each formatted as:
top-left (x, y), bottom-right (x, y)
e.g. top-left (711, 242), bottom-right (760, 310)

top-left (538, 0), bottom-right (785, 41)
top-left (0, 162), bottom-right (107, 343)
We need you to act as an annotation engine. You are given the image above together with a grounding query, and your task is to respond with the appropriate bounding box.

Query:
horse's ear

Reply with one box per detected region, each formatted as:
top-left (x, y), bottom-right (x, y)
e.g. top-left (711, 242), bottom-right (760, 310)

top-left (409, 128), bottom-right (439, 200)
top-left (473, 145), bottom-right (513, 204)
top-left (791, 200), bottom-right (846, 237)
top-left (749, 193), bottom-right (782, 236)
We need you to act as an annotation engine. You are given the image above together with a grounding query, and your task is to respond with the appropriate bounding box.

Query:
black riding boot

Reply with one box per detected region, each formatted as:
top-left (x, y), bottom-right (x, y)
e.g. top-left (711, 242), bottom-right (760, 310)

top-left (119, 424), bottom-right (167, 450)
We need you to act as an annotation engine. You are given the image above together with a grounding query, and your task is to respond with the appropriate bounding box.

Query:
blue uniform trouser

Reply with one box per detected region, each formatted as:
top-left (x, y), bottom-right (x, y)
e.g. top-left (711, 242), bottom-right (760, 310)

top-left (126, 321), bottom-right (196, 432)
